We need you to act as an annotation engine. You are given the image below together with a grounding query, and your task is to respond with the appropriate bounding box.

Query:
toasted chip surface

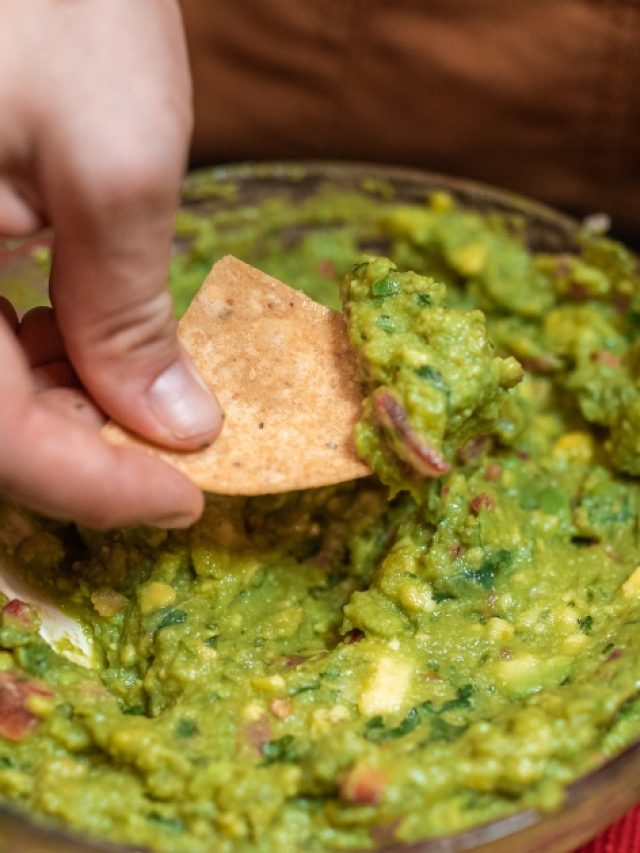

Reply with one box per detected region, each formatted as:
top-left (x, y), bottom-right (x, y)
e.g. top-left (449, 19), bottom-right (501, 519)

top-left (103, 256), bottom-right (369, 494)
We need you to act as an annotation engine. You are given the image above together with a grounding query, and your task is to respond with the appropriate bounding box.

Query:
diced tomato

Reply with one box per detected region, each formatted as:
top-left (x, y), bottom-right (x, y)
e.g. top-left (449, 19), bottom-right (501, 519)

top-left (469, 493), bottom-right (495, 514)
top-left (566, 283), bottom-right (590, 301)
top-left (517, 355), bottom-right (559, 374)
top-left (0, 671), bottom-right (53, 742)
top-left (343, 628), bottom-right (364, 645)
top-left (339, 761), bottom-right (387, 805)
top-left (242, 714), bottom-right (272, 755)
top-left (592, 350), bottom-right (622, 369)
top-left (484, 463), bottom-right (501, 482)
top-left (2, 599), bottom-right (38, 632)
top-left (282, 655), bottom-right (306, 668)
top-left (269, 698), bottom-right (292, 720)
top-left (458, 436), bottom-right (490, 463)
top-left (612, 294), bottom-right (631, 315)
top-left (317, 260), bottom-right (337, 279)
top-left (424, 671), bottom-right (442, 682)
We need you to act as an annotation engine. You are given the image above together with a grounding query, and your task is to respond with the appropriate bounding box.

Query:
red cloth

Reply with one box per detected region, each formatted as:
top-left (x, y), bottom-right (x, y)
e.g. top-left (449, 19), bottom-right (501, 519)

top-left (578, 805), bottom-right (640, 852)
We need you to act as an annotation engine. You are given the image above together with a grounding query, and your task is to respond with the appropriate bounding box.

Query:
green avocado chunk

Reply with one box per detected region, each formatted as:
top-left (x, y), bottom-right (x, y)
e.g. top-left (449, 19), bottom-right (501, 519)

top-left (341, 257), bottom-right (522, 494)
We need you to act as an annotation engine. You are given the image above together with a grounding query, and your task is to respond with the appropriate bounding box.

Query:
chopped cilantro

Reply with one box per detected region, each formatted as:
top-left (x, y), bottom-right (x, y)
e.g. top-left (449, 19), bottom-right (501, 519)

top-left (320, 666), bottom-right (341, 682)
top-left (156, 609), bottom-right (187, 632)
top-left (415, 364), bottom-right (448, 393)
top-left (615, 696), bottom-right (640, 721)
top-left (289, 682), bottom-right (320, 696)
top-left (433, 590), bottom-right (456, 603)
top-left (147, 813), bottom-right (184, 832)
top-left (261, 735), bottom-right (303, 765)
top-left (465, 550), bottom-right (511, 589)
top-left (441, 684), bottom-right (474, 713)
top-left (175, 719), bottom-right (198, 738)
top-left (365, 708), bottom-right (420, 741)
top-left (578, 615), bottom-right (594, 635)
top-left (418, 701), bottom-right (467, 741)
top-left (371, 277), bottom-right (400, 297)
top-left (375, 314), bottom-right (395, 333)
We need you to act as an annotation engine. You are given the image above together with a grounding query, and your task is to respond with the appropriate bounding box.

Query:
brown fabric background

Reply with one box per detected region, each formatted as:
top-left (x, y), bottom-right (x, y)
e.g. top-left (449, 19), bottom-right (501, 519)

top-left (179, 0), bottom-right (639, 233)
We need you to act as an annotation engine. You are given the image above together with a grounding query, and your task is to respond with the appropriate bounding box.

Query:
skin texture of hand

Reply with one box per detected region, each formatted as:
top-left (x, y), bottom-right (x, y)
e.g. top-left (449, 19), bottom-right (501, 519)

top-left (0, 0), bottom-right (222, 529)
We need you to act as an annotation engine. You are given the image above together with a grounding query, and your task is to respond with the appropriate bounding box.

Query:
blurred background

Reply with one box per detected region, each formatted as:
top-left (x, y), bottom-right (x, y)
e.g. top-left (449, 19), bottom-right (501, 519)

top-left (179, 0), bottom-right (640, 243)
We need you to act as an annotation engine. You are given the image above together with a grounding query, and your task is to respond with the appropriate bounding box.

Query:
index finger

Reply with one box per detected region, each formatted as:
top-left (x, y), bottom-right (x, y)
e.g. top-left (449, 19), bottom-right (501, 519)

top-left (0, 317), bottom-right (203, 528)
top-left (32, 0), bottom-right (220, 451)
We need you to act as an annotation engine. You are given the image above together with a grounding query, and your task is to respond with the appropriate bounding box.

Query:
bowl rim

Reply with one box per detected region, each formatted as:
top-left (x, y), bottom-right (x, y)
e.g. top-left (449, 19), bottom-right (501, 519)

top-left (0, 158), bottom-right (636, 853)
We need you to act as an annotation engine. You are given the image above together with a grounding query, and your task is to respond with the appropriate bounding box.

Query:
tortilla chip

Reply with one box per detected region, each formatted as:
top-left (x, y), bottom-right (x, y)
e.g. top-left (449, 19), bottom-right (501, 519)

top-left (103, 256), bottom-right (370, 494)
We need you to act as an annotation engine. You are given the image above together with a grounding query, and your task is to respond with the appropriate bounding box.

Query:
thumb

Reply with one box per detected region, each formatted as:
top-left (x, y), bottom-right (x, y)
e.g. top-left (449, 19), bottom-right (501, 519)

top-left (46, 157), bottom-right (222, 451)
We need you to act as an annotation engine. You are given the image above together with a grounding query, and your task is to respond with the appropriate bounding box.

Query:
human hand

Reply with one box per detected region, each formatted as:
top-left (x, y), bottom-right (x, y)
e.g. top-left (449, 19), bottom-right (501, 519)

top-left (0, 0), bottom-right (222, 529)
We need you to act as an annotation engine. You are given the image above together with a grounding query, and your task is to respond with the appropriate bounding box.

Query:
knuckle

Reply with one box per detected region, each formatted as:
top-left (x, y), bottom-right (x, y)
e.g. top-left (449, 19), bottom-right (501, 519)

top-left (83, 125), bottom-right (185, 215)
top-left (100, 152), bottom-right (179, 211)
top-left (76, 289), bottom-right (178, 372)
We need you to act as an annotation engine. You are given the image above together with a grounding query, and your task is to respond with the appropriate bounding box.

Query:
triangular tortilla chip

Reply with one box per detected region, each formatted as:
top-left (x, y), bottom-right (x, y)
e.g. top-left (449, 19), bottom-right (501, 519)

top-left (103, 256), bottom-right (370, 494)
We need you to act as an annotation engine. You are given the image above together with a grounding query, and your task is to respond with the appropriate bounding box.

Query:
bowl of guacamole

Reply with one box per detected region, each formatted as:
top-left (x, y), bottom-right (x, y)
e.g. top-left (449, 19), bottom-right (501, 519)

top-left (2, 162), bottom-right (640, 853)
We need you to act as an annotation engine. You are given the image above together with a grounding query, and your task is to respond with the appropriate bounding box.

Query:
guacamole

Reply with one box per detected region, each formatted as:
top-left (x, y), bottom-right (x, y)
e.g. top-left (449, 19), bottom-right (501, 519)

top-left (341, 257), bottom-right (522, 495)
top-left (2, 183), bottom-right (640, 852)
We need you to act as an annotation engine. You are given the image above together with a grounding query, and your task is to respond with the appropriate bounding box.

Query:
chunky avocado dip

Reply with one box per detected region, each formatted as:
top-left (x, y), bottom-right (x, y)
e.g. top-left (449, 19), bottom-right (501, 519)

top-left (2, 183), bottom-right (640, 852)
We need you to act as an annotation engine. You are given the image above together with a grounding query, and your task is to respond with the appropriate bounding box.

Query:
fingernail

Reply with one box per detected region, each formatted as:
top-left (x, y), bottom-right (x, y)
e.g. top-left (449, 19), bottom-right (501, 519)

top-left (148, 359), bottom-right (221, 442)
